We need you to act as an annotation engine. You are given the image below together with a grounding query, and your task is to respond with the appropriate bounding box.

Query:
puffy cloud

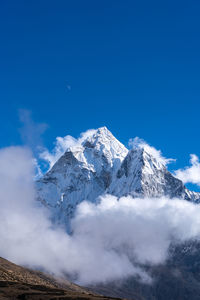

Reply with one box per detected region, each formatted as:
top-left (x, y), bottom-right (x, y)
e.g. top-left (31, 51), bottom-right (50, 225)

top-left (40, 129), bottom-right (96, 169)
top-left (174, 154), bottom-right (200, 186)
top-left (74, 195), bottom-right (200, 268)
top-left (0, 146), bottom-right (145, 284)
top-left (129, 137), bottom-right (175, 166)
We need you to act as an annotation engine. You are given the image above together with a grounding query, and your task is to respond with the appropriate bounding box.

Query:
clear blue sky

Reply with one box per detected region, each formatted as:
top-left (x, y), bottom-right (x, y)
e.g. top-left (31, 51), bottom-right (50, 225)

top-left (0, 0), bottom-right (200, 172)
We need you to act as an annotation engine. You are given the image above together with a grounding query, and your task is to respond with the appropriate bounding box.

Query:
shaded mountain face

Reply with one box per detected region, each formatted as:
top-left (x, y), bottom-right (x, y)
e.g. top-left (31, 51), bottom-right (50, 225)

top-left (90, 241), bottom-right (200, 300)
top-left (36, 127), bottom-right (200, 227)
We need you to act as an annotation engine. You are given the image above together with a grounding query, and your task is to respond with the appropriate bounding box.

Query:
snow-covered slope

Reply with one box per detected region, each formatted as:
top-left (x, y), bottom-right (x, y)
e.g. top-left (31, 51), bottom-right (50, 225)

top-left (36, 127), bottom-right (128, 227)
top-left (108, 147), bottom-right (200, 201)
top-left (36, 127), bottom-right (200, 227)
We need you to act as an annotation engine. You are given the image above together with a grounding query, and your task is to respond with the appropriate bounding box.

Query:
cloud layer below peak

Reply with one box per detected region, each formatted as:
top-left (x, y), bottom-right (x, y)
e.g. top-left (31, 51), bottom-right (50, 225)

top-left (1, 146), bottom-right (200, 285)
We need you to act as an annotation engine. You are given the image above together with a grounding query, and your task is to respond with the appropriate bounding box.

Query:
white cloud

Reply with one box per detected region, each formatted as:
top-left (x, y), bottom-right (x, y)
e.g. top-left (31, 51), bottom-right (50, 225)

top-left (174, 154), bottom-right (200, 186)
top-left (0, 146), bottom-right (145, 284)
top-left (33, 158), bottom-right (43, 179)
top-left (2, 146), bottom-right (200, 285)
top-left (74, 195), bottom-right (200, 268)
top-left (129, 137), bottom-right (175, 166)
top-left (40, 129), bottom-right (96, 169)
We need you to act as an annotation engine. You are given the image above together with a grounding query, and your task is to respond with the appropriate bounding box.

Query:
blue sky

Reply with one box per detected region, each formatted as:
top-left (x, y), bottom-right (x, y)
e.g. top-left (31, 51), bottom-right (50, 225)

top-left (0, 0), bottom-right (200, 182)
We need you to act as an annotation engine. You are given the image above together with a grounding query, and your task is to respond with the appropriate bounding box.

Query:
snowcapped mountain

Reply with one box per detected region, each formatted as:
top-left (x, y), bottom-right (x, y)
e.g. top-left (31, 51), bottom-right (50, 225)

top-left (36, 127), bottom-right (128, 226)
top-left (108, 147), bottom-right (200, 201)
top-left (36, 127), bottom-right (200, 227)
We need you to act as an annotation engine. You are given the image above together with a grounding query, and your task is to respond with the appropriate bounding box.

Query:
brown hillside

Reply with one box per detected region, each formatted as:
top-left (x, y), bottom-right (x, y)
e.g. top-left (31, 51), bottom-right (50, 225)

top-left (0, 257), bottom-right (125, 300)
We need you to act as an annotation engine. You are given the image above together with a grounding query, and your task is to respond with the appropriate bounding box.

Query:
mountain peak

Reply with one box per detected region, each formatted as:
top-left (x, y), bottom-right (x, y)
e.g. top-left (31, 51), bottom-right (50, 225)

top-left (36, 128), bottom-right (200, 228)
top-left (129, 138), bottom-right (173, 171)
top-left (83, 126), bottom-right (117, 145)
top-left (36, 127), bottom-right (128, 225)
top-left (108, 145), bottom-right (199, 200)
top-left (82, 127), bottom-right (128, 165)
top-left (96, 126), bottom-right (109, 134)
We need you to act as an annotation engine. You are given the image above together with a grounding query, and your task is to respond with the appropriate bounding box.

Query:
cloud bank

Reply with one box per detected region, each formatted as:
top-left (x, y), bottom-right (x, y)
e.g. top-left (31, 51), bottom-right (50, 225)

top-left (1, 146), bottom-right (200, 285)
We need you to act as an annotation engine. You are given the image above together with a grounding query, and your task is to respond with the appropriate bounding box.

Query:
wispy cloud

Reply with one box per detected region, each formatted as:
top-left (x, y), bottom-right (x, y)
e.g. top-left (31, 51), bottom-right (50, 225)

top-left (19, 109), bottom-right (48, 153)
top-left (18, 109), bottom-right (48, 178)
top-left (129, 137), bottom-right (175, 166)
top-left (40, 129), bottom-right (96, 169)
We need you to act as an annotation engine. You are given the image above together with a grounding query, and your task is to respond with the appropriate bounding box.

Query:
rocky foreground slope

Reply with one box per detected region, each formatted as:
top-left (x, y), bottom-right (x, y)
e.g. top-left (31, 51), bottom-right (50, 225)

top-left (0, 257), bottom-right (125, 300)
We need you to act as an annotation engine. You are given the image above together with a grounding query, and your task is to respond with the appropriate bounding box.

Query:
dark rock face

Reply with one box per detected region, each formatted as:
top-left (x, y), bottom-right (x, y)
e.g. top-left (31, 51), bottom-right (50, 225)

top-left (89, 241), bottom-right (200, 300)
